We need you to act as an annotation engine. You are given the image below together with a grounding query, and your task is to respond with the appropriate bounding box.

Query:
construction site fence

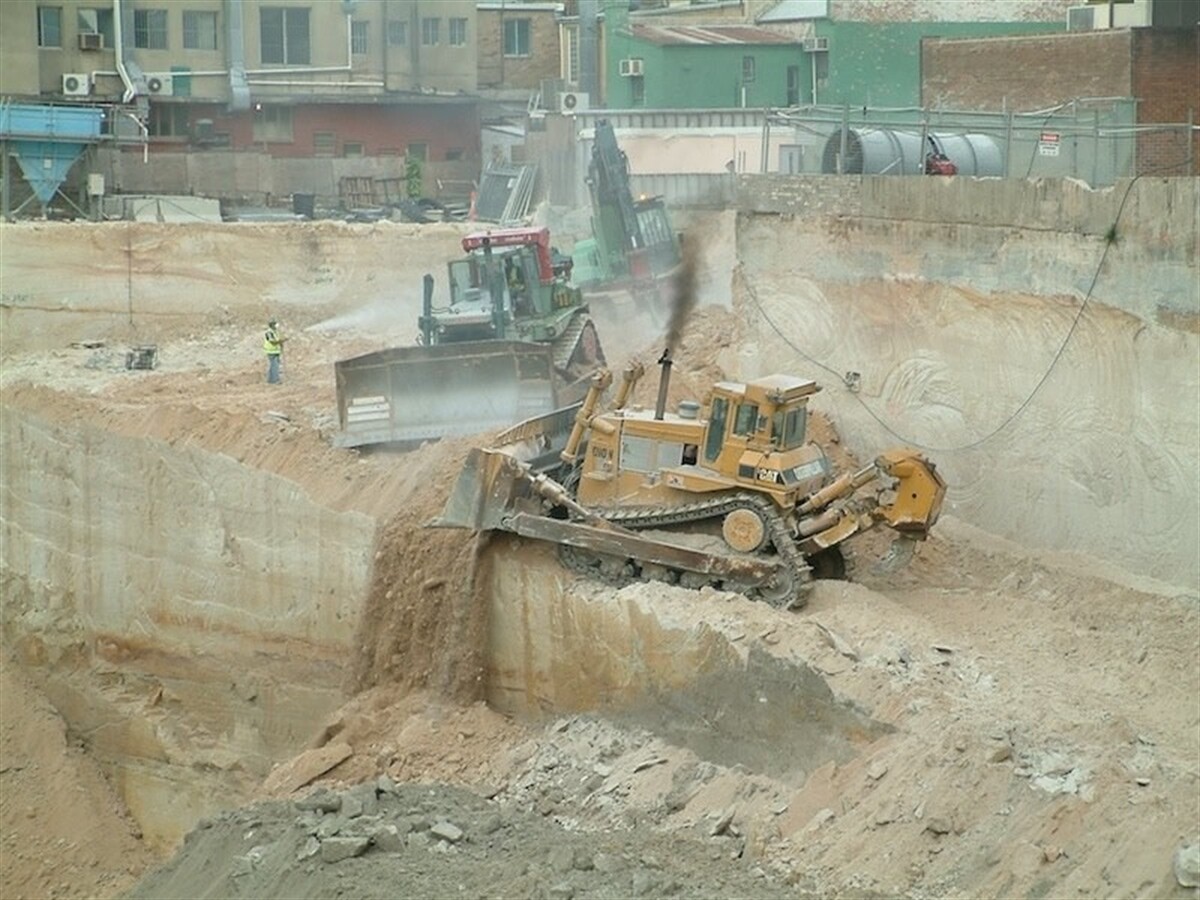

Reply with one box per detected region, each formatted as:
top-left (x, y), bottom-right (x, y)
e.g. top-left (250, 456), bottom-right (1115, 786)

top-left (575, 99), bottom-right (1195, 192)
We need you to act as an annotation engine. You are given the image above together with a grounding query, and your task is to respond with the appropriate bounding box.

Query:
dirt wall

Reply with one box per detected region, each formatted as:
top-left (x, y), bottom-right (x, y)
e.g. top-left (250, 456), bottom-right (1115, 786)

top-left (0, 400), bottom-right (376, 847)
top-left (0, 220), bottom-right (473, 356)
top-left (731, 177), bottom-right (1199, 590)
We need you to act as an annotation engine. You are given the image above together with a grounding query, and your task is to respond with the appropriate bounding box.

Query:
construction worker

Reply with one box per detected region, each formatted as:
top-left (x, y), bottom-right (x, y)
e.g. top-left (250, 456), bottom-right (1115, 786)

top-left (263, 319), bottom-right (284, 384)
top-left (505, 257), bottom-right (528, 313)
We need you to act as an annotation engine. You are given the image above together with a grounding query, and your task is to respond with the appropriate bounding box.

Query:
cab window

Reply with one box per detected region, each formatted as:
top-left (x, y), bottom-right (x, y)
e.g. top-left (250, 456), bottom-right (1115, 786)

top-left (733, 403), bottom-right (759, 436)
top-left (705, 397), bottom-right (728, 462)
top-left (772, 406), bottom-right (807, 450)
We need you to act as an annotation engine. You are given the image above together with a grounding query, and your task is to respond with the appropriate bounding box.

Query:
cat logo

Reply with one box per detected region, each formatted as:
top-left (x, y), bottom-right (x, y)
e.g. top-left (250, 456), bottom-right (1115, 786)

top-left (756, 467), bottom-right (780, 484)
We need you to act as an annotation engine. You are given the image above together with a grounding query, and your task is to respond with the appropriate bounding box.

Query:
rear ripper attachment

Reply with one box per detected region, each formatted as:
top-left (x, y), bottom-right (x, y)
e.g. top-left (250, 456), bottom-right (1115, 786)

top-left (434, 353), bottom-right (946, 610)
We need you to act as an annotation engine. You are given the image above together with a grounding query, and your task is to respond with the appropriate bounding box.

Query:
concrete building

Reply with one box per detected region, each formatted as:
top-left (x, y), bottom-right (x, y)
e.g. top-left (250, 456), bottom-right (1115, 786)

top-left (477, 2), bottom-right (564, 95)
top-left (1, 1), bottom-right (482, 172)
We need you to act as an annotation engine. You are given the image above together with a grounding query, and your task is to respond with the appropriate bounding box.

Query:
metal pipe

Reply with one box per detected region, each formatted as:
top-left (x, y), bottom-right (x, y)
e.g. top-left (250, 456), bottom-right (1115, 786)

top-left (798, 462), bottom-right (877, 515)
top-left (226, 0), bottom-right (249, 111)
top-left (654, 347), bottom-right (672, 421)
top-left (245, 79), bottom-right (384, 87)
top-left (797, 508), bottom-right (841, 538)
top-left (111, 0), bottom-right (136, 102)
top-left (419, 273), bottom-right (435, 345)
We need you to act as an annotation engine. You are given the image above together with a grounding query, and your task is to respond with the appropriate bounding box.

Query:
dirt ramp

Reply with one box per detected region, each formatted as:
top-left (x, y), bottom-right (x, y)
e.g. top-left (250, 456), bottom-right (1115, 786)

top-left (349, 437), bottom-right (492, 703)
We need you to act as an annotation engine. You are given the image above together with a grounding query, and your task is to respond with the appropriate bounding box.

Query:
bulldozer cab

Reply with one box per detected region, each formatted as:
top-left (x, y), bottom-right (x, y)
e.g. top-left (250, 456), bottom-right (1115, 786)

top-left (702, 376), bottom-right (821, 472)
top-left (575, 372), bottom-right (830, 509)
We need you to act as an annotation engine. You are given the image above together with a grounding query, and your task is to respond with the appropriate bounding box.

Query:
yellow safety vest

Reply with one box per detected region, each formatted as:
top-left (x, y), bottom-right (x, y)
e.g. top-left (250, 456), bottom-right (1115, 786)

top-left (263, 328), bottom-right (283, 355)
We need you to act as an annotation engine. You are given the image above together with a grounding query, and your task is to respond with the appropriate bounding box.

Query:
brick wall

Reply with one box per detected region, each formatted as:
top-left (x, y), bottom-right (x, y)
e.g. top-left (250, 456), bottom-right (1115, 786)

top-left (1132, 27), bottom-right (1199, 176)
top-left (922, 31), bottom-right (1131, 111)
top-left (477, 9), bottom-right (562, 90)
top-left (157, 101), bottom-right (481, 162)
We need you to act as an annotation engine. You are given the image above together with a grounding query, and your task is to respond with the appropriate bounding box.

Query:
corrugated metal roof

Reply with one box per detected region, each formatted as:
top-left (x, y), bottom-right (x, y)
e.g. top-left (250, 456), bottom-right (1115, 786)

top-left (629, 24), bottom-right (798, 46)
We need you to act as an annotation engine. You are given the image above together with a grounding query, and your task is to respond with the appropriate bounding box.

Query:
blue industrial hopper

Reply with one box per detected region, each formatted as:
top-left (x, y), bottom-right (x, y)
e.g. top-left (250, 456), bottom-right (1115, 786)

top-left (0, 103), bottom-right (103, 216)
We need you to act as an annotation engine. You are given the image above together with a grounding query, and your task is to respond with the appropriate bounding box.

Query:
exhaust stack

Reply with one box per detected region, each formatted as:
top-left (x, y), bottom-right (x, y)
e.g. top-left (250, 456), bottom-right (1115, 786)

top-left (654, 347), bottom-right (673, 420)
top-left (419, 273), bottom-right (435, 345)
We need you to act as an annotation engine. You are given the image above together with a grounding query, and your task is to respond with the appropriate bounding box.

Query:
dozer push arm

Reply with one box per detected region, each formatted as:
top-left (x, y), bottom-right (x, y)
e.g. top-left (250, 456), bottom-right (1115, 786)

top-left (560, 361), bottom-right (645, 465)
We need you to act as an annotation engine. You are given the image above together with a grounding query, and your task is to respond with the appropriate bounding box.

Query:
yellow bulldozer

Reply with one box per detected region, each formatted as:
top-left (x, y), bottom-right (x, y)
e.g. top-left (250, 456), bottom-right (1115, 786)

top-left (436, 351), bottom-right (945, 609)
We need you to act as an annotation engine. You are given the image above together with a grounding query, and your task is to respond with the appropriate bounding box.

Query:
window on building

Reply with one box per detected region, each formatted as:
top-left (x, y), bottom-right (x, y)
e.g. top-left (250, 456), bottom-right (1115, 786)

top-left (503, 18), bottom-right (530, 57)
top-left (406, 142), bottom-right (427, 162)
top-left (253, 105), bottom-right (293, 143)
top-left (37, 7), bottom-right (62, 47)
top-left (786, 65), bottom-right (799, 107)
top-left (445, 148), bottom-right (464, 161)
top-left (631, 75), bottom-right (645, 106)
top-left (260, 7), bottom-right (310, 65)
top-left (421, 17), bottom-right (439, 46)
top-left (742, 55), bottom-right (756, 83)
top-left (78, 8), bottom-right (115, 47)
top-left (448, 17), bottom-right (467, 47)
top-left (351, 20), bottom-right (368, 54)
top-left (387, 20), bottom-right (407, 46)
top-left (343, 142), bottom-right (364, 157)
top-left (183, 10), bottom-right (218, 50)
top-left (147, 104), bottom-right (189, 138)
top-left (134, 9), bottom-right (168, 49)
top-left (313, 132), bottom-right (336, 157)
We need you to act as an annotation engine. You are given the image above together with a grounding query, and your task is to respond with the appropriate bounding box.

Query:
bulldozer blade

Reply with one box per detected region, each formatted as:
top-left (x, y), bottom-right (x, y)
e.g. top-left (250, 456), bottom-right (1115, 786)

top-left (431, 448), bottom-right (532, 531)
top-left (491, 402), bottom-right (584, 473)
top-left (333, 341), bottom-right (563, 449)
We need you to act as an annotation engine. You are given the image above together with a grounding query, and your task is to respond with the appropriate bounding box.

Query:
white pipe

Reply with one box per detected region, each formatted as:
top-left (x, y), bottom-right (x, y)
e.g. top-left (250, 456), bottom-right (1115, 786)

top-left (246, 66), bottom-right (355, 75)
top-left (112, 0), bottom-right (136, 102)
top-left (245, 80), bottom-right (384, 87)
top-left (96, 11), bottom-right (358, 87)
top-left (123, 111), bottom-right (148, 162)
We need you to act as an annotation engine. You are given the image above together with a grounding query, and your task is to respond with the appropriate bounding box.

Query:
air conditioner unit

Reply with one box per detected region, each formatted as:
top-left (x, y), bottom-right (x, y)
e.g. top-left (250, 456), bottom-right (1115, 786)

top-left (146, 75), bottom-right (174, 97)
top-left (618, 58), bottom-right (644, 77)
top-left (802, 37), bottom-right (829, 52)
top-left (559, 91), bottom-right (590, 114)
top-left (78, 32), bottom-right (104, 51)
top-left (62, 73), bottom-right (91, 96)
top-left (1067, 5), bottom-right (1100, 30)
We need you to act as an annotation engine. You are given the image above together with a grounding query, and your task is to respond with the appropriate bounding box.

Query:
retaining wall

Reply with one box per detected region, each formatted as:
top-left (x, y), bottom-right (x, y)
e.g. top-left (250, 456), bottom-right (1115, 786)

top-left (732, 174), bottom-right (1198, 588)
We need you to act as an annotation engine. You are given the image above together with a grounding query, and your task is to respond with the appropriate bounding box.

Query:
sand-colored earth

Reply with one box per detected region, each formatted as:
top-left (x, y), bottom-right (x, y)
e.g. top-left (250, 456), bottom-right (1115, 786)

top-left (1, 211), bottom-right (1197, 900)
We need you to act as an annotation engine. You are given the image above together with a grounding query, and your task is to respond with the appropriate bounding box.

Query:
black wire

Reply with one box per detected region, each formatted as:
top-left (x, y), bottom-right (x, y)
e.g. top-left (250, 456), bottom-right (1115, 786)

top-left (745, 169), bottom-right (1162, 454)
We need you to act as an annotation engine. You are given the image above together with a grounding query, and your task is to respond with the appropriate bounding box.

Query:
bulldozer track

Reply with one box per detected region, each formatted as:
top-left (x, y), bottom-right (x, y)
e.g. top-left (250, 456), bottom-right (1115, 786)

top-left (560, 492), bottom-right (813, 609)
top-left (551, 315), bottom-right (599, 373)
